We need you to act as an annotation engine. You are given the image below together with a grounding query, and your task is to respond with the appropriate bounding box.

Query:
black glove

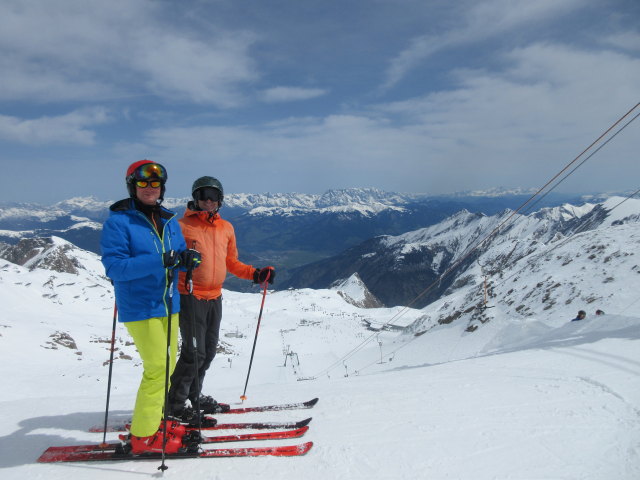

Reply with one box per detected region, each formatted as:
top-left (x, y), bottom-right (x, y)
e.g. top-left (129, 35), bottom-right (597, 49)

top-left (253, 266), bottom-right (275, 284)
top-left (180, 249), bottom-right (202, 270)
top-left (162, 250), bottom-right (181, 268)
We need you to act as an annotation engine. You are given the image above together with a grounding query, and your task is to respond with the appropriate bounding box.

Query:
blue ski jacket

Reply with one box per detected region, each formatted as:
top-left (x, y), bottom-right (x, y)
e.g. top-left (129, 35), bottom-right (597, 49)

top-left (100, 198), bottom-right (187, 323)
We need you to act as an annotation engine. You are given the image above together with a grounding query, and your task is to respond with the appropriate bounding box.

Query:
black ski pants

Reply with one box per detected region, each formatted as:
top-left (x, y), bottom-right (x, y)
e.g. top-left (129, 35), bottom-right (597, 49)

top-left (168, 294), bottom-right (222, 411)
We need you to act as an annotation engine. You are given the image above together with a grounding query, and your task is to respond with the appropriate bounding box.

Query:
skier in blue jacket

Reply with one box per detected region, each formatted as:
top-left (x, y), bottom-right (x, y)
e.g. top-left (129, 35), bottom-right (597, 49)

top-left (101, 160), bottom-right (200, 454)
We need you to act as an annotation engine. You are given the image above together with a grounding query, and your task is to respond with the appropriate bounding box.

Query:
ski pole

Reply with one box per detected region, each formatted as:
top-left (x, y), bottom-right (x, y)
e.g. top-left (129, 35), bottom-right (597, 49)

top-left (185, 242), bottom-right (202, 436)
top-left (99, 301), bottom-right (118, 448)
top-left (240, 270), bottom-right (271, 402)
top-left (159, 267), bottom-right (174, 472)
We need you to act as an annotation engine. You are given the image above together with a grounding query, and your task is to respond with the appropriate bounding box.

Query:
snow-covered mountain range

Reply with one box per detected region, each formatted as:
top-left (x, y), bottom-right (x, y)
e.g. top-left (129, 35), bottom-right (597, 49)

top-left (3, 193), bottom-right (639, 313)
top-left (284, 197), bottom-right (640, 310)
top-left (0, 188), bottom-right (581, 260)
top-left (0, 188), bottom-right (416, 226)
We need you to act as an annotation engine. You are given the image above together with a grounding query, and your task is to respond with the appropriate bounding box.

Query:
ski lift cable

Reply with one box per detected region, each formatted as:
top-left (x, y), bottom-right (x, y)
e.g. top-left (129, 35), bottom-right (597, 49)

top-left (309, 101), bottom-right (640, 380)
top-left (311, 102), bottom-right (640, 379)
top-left (478, 113), bottom-right (640, 293)
top-left (490, 184), bottom-right (640, 292)
top-left (521, 110), bottom-right (640, 216)
top-left (351, 107), bottom-right (640, 376)
top-left (609, 187), bottom-right (640, 211)
top-left (397, 105), bottom-right (640, 303)
top-left (619, 295), bottom-right (640, 315)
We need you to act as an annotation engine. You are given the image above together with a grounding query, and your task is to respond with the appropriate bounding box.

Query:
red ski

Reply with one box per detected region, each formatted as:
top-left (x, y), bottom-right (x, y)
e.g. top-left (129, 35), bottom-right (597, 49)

top-left (38, 441), bottom-right (313, 462)
top-left (44, 425), bottom-right (308, 454)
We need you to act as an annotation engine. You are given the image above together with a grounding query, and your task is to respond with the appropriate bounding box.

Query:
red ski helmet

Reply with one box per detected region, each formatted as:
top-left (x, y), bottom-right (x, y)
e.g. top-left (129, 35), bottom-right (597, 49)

top-left (125, 160), bottom-right (168, 201)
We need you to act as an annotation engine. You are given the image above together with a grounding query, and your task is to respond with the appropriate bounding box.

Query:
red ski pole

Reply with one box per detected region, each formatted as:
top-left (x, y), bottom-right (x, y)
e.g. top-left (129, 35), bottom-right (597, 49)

top-left (240, 270), bottom-right (271, 402)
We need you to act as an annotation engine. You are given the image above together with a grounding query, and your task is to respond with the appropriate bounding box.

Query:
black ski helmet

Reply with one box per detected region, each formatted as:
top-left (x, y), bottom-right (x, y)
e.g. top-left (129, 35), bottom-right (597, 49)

top-left (125, 160), bottom-right (168, 202)
top-left (192, 176), bottom-right (224, 206)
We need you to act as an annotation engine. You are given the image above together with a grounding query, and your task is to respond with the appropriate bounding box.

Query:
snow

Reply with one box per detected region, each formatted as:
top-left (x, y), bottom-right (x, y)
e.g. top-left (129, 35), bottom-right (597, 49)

top-left (331, 274), bottom-right (367, 303)
top-left (1, 276), bottom-right (638, 479)
top-left (247, 202), bottom-right (406, 217)
top-left (1, 203), bottom-right (640, 479)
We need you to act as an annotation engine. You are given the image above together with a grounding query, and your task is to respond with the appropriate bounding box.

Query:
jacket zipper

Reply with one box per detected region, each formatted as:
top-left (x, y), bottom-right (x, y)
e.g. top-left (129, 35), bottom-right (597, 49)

top-left (136, 210), bottom-right (177, 317)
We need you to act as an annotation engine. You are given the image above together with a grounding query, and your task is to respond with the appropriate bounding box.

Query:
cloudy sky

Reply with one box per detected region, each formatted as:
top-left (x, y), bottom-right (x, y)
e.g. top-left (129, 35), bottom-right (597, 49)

top-left (0, 0), bottom-right (639, 203)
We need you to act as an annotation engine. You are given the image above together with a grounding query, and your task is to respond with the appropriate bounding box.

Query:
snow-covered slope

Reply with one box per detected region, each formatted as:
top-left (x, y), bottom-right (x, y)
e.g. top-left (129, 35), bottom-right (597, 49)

top-left (0, 199), bottom-right (639, 479)
top-left (395, 197), bottom-right (640, 336)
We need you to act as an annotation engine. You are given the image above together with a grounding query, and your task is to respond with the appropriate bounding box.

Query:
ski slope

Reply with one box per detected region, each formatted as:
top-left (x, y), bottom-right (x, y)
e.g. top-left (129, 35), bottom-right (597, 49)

top-left (0, 257), bottom-right (639, 479)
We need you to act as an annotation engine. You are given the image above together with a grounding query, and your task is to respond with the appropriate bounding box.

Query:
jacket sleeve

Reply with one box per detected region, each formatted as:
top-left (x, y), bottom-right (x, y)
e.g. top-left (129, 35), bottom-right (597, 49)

top-left (101, 216), bottom-right (165, 281)
top-left (225, 224), bottom-right (255, 281)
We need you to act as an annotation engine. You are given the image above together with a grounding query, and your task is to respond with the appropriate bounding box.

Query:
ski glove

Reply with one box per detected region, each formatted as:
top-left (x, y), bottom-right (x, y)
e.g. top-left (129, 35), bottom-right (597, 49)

top-left (253, 266), bottom-right (276, 284)
top-left (180, 248), bottom-right (202, 270)
top-left (162, 250), bottom-right (181, 269)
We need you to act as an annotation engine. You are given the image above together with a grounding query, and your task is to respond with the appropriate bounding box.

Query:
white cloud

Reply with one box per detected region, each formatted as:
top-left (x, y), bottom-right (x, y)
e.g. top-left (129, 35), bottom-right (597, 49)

top-left (133, 31), bottom-right (258, 106)
top-left (261, 86), bottom-right (328, 103)
top-left (602, 31), bottom-right (640, 52)
top-left (381, 0), bottom-right (585, 90)
top-left (0, 0), bottom-right (259, 106)
top-left (0, 108), bottom-right (110, 145)
top-left (0, 59), bottom-right (117, 102)
top-left (134, 42), bottom-right (640, 195)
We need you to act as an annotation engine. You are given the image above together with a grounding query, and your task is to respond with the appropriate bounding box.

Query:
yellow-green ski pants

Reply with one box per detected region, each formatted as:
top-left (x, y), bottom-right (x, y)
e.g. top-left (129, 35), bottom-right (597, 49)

top-left (125, 315), bottom-right (179, 437)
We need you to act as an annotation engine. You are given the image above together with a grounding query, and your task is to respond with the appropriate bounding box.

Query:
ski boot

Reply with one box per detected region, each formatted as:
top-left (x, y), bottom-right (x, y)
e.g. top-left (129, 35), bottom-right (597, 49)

top-left (171, 406), bottom-right (218, 428)
top-left (196, 394), bottom-right (231, 414)
top-left (118, 420), bottom-right (186, 455)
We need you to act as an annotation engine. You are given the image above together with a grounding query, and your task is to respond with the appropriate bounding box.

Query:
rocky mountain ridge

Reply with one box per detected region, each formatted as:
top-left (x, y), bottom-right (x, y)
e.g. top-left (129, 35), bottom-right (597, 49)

top-left (283, 197), bottom-right (640, 311)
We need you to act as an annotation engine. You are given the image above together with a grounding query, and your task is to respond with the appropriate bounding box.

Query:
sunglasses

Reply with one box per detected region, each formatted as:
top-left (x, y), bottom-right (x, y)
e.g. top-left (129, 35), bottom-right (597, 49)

top-left (135, 180), bottom-right (162, 188)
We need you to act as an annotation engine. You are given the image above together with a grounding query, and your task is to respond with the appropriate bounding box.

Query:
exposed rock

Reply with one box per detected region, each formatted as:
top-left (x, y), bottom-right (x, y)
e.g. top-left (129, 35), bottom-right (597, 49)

top-left (43, 331), bottom-right (78, 350)
top-left (0, 237), bottom-right (81, 274)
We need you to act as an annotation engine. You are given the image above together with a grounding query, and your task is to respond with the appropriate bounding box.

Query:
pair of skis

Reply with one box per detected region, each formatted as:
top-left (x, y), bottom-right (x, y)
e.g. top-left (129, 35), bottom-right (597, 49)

top-left (89, 397), bottom-right (319, 432)
top-left (38, 398), bottom-right (318, 463)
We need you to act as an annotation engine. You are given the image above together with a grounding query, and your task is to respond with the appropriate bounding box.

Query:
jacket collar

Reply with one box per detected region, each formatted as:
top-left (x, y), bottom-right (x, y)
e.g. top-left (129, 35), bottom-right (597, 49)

top-left (110, 198), bottom-right (174, 219)
top-left (184, 201), bottom-right (220, 223)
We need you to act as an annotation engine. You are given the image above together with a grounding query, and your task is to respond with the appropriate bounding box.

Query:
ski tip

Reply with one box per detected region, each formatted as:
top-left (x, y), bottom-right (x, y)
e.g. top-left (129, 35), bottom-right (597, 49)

top-left (307, 397), bottom-right (319, 407)
top-left (298, 441), bottom-right (314, 455)
top-left (296, 417), bottom-right (313, 428)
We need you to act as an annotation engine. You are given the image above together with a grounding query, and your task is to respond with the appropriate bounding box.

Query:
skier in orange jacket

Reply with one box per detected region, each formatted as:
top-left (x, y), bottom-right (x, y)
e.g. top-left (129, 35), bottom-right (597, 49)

top-left (168, 176), bottom-right (275, 423)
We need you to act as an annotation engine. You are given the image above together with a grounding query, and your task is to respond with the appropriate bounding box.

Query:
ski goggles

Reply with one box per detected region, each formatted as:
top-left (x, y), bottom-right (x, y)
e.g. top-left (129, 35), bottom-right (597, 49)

top-left (195, 187), bottom-right (221, 202)
top-left (133, 163), bottom-right (167, 182)
top-left (135, 180), bottom-right (162, 188)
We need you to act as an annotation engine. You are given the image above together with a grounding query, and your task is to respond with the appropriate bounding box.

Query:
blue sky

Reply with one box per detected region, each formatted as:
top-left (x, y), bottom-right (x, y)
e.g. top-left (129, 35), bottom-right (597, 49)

top-left (0, 0), bottom-right (639, 203)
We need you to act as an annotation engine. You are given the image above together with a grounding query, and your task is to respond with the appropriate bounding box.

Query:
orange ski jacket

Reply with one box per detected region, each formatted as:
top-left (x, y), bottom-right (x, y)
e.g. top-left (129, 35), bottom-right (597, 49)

top-left (177, 206), bottom-right (255, 300)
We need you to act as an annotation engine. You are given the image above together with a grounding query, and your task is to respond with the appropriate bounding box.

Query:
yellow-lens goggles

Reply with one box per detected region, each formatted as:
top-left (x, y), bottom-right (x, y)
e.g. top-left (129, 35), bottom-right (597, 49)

top-left (135, 180), bottom-right (162, 188)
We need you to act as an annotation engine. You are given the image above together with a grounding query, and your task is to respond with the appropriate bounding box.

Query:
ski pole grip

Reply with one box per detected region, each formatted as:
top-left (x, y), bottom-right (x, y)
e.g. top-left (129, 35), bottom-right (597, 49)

top-left (185, 267), bottom-right (194, 294)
